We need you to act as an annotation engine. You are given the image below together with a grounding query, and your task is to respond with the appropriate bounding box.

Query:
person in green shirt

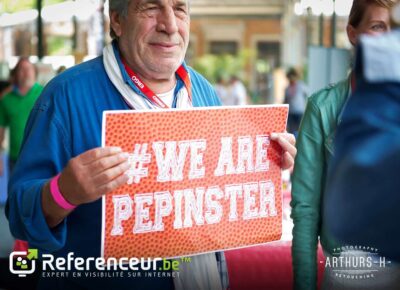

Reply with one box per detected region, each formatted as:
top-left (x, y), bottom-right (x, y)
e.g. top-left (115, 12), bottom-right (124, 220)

top-left (0, 57), bottom-right (43, 175)
top-left (291, 0), bottom-right (396, 289)
top-left (0, 57), bottom-right (43, 289)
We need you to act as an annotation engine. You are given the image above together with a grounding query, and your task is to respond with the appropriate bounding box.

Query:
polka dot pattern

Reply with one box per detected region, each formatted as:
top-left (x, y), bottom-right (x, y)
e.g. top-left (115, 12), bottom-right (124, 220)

top-left (103, 106), bottom-right (288, 259)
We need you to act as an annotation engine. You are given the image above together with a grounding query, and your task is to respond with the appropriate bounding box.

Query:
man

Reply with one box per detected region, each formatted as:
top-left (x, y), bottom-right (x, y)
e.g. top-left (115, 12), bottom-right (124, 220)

top-left (6, 1), bottom-right (296, 289)
top-left (284, 67), bottom-right (308, 134)
top-left (0, 57), bottom-right (43, 174)
top-left (0, 58), bottom-right (42, 289)
top-left (228, 75), bottom-right (247, 106)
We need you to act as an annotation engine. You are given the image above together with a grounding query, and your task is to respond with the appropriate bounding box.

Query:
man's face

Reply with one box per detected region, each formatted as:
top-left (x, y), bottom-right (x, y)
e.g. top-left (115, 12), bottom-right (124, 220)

top-left (16, 60), bottom-right (36, 88)
top-left (111, 0), bottom-right (190, 81)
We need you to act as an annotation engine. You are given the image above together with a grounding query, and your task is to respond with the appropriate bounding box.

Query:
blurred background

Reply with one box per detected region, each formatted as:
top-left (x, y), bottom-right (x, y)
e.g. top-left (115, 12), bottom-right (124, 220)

top-left (0, 0), bottom-right (354, 103)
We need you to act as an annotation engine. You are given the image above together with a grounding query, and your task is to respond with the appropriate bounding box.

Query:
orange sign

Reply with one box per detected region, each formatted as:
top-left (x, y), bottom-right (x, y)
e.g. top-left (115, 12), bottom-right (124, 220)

top-left (101, 105), bottom-right (288, 259)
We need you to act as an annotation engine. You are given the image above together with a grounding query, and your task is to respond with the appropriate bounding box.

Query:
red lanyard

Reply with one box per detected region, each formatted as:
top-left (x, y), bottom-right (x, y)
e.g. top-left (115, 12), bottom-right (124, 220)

top-left (121, 57), bottom-right (192, 109)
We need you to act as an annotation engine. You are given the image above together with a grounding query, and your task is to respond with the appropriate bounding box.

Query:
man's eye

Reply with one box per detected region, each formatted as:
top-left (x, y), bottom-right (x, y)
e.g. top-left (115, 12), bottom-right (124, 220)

top-left (175, 6), bottom-right (187, 13)
top-left (146, 5), bottom-right (158, 11)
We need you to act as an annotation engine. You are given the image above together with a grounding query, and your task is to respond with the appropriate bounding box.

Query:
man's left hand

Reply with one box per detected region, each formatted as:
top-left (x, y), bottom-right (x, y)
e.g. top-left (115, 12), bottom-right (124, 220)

top-left (271, 132), bottom-right (296, 171)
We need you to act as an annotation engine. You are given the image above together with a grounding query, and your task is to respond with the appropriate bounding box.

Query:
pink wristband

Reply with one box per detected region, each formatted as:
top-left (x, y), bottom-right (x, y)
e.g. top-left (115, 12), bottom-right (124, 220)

top-left (50, 174), bottom-right (76, 210)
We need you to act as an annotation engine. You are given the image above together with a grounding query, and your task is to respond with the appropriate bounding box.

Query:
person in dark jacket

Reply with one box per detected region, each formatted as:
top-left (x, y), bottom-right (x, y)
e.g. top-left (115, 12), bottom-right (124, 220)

top-left (324, 6), bottom-right (400, 289)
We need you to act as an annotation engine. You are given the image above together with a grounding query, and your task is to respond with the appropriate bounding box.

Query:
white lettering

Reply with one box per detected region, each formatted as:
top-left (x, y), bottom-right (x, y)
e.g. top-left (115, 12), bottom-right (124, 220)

top-left (225, 184), bottom-right (243, 221)
top-left (259, 180), bottom-right (277, 217)
top-left (183, 188), bottom-right (205, 227)
top-left (42, 254), bottom-right (55, 271)
top-left (255, 135), bottom-right (270, 172)
top-left (188, 140), bottom-right (206, 180)
top-left (111, 194), bottom-right (133, 236)
top-left (237, 136), bottom-right (254, 174)
top-left (214, 137), bottom-right (236, 176)
top-left (243, 182), bottom-right (259, 220)
top-left (131, 76), bottom-right (144, 89)
top-left (153, 141), bottom-right (190, 182)
top-left (173, 190), bottom-right (184, 229)
top-left (205, 186), bottom-right (223, 224)
top-left (153, 191), bottom-right (173, 231)
top-left (133, 193), bottom-right (153, 233)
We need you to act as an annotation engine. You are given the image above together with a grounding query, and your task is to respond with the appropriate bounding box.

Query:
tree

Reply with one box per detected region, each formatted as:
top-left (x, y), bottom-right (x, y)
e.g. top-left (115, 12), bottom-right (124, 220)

top-left (0, 0), bottom-right (65, 14)
top-left (192, 50), bottom-right (253, 85)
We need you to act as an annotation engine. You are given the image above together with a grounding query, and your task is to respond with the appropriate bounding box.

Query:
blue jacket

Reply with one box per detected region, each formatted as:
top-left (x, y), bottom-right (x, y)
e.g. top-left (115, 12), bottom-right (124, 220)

top-left (324, 30), bottom-right (400, 262)
top-left (6, 50), bottom-right (221, 289)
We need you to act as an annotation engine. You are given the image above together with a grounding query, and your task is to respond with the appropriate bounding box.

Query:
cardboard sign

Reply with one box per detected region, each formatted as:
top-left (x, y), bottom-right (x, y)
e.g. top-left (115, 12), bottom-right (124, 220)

top-left (101, 105), bottom-right (288, 259)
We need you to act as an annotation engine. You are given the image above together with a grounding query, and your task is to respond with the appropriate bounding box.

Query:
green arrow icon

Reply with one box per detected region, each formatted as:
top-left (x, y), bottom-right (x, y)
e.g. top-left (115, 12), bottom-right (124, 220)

top-left (27, 249), bottom-right (38, 260)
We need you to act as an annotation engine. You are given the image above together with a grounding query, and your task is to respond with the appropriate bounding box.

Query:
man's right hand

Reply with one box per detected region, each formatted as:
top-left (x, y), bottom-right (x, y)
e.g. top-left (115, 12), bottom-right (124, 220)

top-left (42, 147), bottom-right (130, 228)
top-left (58, 147), bottom-right (130, 206)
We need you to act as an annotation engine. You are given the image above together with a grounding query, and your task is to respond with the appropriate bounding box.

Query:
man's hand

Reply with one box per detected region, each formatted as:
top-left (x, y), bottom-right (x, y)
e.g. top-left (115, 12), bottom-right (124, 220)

top-left (42, 147), bottom-right (130, 228)
top-left (271, 132), bottom-right (296, 171)
top-left (58, 147), bottom-right (130, 206)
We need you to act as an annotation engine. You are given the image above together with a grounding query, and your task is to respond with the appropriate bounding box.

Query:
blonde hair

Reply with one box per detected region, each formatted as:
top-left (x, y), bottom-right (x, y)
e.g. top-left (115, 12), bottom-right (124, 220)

top-left (391, 1), bottom-right (400, 26)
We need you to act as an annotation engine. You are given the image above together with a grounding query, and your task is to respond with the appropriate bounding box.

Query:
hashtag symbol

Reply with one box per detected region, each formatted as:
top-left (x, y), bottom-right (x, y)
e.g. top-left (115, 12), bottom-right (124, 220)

top-left (125, 143), bottom-right (151, 184)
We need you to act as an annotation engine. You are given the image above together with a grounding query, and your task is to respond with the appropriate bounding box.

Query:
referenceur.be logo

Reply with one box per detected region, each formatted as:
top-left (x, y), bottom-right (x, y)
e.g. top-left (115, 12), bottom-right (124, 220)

top-left (9, 249), bottom-right (38, 277)
top-left (9, 249), bottom-right (189, 278)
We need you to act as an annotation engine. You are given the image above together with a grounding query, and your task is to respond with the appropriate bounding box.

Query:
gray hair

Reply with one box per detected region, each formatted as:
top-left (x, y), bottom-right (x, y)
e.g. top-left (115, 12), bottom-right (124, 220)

top-left (109, 0), bottom-right (132, 39)
top-left (108, 0), bottom-right (191, 39)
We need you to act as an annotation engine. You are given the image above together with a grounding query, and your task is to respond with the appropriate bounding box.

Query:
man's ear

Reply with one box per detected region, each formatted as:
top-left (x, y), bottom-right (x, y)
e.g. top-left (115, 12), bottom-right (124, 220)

top-left (346, 24), bottom-right (357, 46)
top-left (110, 10), bottom-right (123, 38)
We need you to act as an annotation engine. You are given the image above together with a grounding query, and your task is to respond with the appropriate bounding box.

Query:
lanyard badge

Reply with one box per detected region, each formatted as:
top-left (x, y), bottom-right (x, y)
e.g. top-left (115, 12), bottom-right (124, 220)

top-left (121, 57), bottom-right (192, 109)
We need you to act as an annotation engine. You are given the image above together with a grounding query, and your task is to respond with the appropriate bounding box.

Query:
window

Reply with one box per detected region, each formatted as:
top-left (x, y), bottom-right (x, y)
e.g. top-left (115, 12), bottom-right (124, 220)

top-left (209, 41), bottom-right (238, 55)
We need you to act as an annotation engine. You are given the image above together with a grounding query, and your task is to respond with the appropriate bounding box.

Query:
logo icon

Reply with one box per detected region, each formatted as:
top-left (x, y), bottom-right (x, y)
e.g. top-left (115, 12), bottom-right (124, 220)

top-left (9, 249), bottom-right (38, 277)
top-left (323, 245), bottom-right (390, 280)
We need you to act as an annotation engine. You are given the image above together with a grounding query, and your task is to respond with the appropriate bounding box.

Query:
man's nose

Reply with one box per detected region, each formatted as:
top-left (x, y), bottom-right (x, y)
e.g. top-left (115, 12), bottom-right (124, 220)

top-left (156, 7), bottom-right (179, 35)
